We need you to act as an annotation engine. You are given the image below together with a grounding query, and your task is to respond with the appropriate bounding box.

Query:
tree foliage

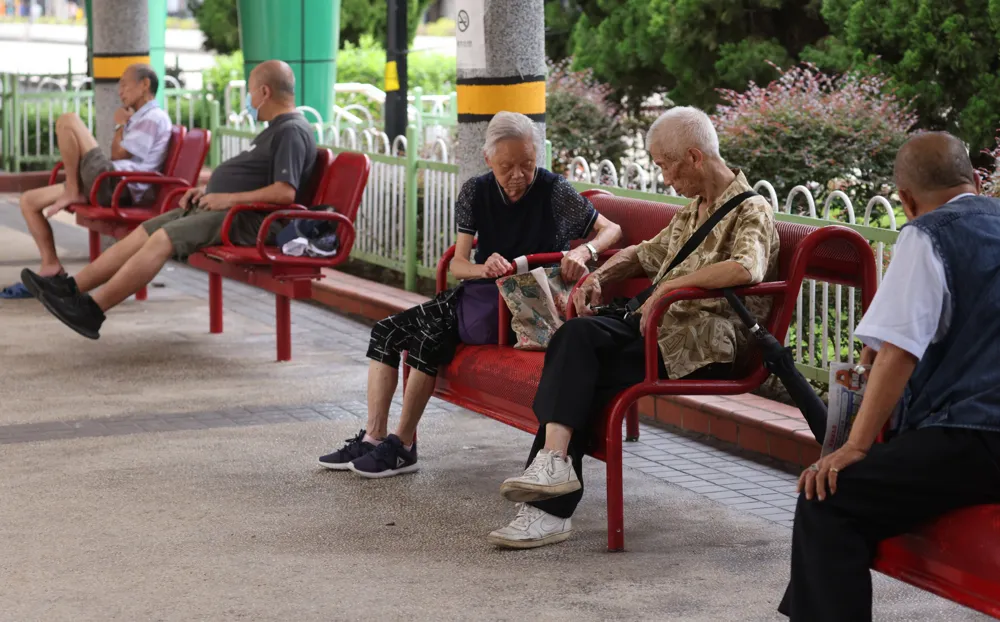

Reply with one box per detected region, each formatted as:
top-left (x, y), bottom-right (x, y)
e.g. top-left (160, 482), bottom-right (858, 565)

top-left (189, 0), bottom-right (433, 54)
top-left (714, 63), bottom-right (915, 211)
top-left (561, 0), bottom-right (828, 110)
top-left (804, 0), bottom-right (1000, 158)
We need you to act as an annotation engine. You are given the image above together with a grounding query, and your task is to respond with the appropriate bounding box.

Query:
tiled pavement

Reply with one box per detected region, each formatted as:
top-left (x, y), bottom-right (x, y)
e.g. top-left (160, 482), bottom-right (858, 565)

top-left (0, 260), bottom-right (803, 527)
top-left (0, 202), bottom-right (801, 528)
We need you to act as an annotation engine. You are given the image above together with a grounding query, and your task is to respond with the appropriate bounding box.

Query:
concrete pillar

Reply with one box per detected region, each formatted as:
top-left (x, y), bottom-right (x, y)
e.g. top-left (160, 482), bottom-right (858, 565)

top-left (236, 0), bottom-right (341, 123)
top-left (148, 0), bottom-right (166, 107)
top-left (91, 0), bottom-right (149, 156)
top-left (456, 0), bottom-right (546, 185)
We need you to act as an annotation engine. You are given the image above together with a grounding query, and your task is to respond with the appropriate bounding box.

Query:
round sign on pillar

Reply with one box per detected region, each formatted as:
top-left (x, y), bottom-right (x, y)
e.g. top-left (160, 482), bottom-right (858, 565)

top-left (455, 0), bottom-right (486, 70)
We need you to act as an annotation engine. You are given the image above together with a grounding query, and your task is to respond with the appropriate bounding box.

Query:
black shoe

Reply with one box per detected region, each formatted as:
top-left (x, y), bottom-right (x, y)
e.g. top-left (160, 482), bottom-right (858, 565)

top-left (318, 429), bottom-right (377, 470)
top-left (348, 434), bottom-right (418, 479)
top-left (20, 268), bottom-right (78, 299)
top-left (38, 290), bottom-right (105, 339)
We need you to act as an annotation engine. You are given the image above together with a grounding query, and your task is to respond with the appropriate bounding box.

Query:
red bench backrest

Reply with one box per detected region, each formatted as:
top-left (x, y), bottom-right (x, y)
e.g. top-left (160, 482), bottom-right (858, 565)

top-left (149, 127), bottom-right (210, 213)
top-left (301, 148), bottom-right (334, 205)
top-left (312, 151), bottom-right (372, 221)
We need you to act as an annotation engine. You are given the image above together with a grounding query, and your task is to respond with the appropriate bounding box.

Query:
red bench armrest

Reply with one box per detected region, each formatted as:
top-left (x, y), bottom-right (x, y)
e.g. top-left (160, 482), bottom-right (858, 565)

top-left (254, 210), bottom-right (357, 266)
top-left (49, 161), bottom-right (64, 186)
top-left (88, 171), bottom-right (190, 218)
top-left (219, 203), bottom-right (308, 247)
top-left (642, 282), bottom-right (789, 382)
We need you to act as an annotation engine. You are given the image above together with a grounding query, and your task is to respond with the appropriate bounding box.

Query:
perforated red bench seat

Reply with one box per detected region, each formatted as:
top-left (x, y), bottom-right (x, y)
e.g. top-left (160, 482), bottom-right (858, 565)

top-left (875, 505), bottom-right (1000, 617)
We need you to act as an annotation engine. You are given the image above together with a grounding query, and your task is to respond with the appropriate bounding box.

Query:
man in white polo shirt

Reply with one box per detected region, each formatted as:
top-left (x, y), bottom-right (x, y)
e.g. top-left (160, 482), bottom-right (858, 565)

top-left (778, 132), bottom-right (1000, 621)
top-left (3, 64), bottom-right (171, 299)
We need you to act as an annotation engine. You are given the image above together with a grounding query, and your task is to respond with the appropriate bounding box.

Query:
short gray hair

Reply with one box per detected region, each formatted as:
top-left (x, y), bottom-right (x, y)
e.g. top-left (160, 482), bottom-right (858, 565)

top-left (646, 106), bottom-right (721, 160)
top-left (483, 111), bottom-right (538, 157)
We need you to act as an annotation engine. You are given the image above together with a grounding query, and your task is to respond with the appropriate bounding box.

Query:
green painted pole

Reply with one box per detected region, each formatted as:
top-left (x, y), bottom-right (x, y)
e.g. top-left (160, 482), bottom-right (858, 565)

top-left (148, 0), bottom-right (166, 107)
top-left (84, 0), bottom-right (93, 77)
top-left (236, 0), bottom-right (340, 123)
top-left (404, 124), bottom-right (418, 291)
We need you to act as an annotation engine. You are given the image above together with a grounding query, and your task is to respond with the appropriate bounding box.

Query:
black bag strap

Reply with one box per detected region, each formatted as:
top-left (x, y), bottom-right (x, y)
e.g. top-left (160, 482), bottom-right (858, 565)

top-left (627, 190), bottom-right (759, 313)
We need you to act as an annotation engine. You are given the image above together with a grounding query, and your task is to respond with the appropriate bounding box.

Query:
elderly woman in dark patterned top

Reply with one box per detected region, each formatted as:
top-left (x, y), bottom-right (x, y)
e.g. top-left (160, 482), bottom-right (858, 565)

top-left (317, 111), bottom-right (622, 478)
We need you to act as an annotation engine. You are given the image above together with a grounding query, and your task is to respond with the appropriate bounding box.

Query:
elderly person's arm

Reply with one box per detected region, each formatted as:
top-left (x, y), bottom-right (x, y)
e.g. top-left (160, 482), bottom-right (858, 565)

top-left (450, 232), bottom-right (510, 280)
top-left (636, 201), bottom-right (775, 333)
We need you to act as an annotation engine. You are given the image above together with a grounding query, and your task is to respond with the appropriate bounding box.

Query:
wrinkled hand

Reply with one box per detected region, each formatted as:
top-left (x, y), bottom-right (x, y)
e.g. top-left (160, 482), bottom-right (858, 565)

top-left (482, 253), bottom-right (512, 279)
top-left (860, 346), bottom-right (876, 366)
top-left (560, 247), bottom-right (590, 283)
top-left (197, 192), bottom-right (235, 211)
top-left (571, 275), bottom-right (602, 317)
top-left (114, 107), bottom-right (134, 126)
top-left (179, 186), bottom-right (206, 209)
top-left (636, 283), bottom-right (670, 336)
top-left (798, 442), bottom-right (868, 501)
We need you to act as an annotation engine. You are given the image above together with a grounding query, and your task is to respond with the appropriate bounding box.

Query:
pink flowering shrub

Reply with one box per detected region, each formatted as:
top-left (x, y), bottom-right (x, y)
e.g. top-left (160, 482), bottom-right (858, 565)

top-left (714, 63), bottom-right (917, 213)
top-left (546, 59), bottom-right (645, 175)
top-left (979, 136), bottom-right (1000, 198)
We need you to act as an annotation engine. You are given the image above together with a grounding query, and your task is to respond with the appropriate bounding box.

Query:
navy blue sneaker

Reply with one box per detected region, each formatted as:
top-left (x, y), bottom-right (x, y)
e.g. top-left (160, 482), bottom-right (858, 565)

top-left (318, 429), bottom-right (377, 470)
top-left (348, 434), bottom-right (418, 478)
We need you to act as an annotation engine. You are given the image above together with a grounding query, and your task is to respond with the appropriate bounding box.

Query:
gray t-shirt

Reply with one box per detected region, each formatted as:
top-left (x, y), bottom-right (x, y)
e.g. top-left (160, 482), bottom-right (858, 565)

top-left (207, 112), bottom-right (317, 203)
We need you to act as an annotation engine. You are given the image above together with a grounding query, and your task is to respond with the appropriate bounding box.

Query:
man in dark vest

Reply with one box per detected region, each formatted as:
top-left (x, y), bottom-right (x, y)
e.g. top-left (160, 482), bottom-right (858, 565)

top-left (778, 131), bottom-right (1000, 621)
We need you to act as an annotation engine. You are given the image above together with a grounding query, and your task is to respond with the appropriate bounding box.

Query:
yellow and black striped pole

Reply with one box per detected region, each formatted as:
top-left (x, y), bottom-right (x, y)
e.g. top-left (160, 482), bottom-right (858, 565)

top-left (456, 0), bottom-right (546, 184)
top-left (91, 0), bottom-right (149, 155)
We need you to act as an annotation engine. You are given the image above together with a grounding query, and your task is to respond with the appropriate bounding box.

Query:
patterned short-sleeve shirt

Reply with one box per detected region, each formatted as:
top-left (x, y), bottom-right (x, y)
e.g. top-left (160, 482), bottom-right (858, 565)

top-left (635, 170), bottom-right (780, 378)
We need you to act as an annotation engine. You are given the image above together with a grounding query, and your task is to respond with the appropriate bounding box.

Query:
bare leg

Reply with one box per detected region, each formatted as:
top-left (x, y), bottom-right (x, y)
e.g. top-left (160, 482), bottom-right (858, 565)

top-left (365, 361), bottom-right (397, 439)
top-left (394, 369), bottom-right (437, 446)
top-left (73, 226), bottom-right (150, 293)
top-left (90, 230), bottom-right (173, 311)
top-left (543, 423), bottom-right (573, 456)
top-left (48, 113), bottom-right (99, 213)
top-left (20, 184), bottom-right (68, 275)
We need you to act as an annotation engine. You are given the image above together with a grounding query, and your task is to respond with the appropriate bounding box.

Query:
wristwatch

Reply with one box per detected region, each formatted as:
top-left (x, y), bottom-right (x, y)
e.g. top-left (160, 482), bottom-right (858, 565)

top-left (113, 123), bottom-right (124, 132)
top-left (585, 242), bottom-right (599, 263)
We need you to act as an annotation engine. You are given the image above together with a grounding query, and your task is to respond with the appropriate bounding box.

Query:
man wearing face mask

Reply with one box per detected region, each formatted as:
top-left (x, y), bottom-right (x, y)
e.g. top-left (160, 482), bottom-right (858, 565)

top-left (20, 60), bottom-right (317, 340)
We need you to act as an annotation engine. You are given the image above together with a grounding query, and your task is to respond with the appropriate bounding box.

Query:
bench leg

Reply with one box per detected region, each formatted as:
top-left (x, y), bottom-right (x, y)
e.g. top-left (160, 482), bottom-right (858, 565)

top-left (88, 230), bottom-right (101, 262)
top-left (626, 402), bottom-right (640, 442)
top-left (276, 294), bottom-right (291, 362)
top-left (135, 286), bottom-right (147, 301)
top-left (209, 273), bottom-right (223, 334)
top-left (606, 401), bottom-right (628, 552)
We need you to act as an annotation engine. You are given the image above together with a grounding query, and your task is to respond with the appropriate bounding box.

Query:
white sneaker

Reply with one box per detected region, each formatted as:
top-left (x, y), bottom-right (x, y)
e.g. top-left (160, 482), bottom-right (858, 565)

top-left (500, 449), bottom-right (581, 503)
top-left (488, 503), bottom-right (573, 549)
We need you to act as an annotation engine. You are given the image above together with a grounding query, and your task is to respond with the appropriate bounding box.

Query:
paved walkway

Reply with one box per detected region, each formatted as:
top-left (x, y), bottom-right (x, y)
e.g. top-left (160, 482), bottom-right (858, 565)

top-left (0, 200), bottom-right (987, 621)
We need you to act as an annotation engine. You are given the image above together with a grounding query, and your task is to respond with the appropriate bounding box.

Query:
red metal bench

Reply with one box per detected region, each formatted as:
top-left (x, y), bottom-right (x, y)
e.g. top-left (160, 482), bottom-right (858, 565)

top-left (187, 149), bottom-right (371, 362)
top-left (873, 485), bottom-right (1000, 617)
top-left (48, 126), bottom-right (211, 301)
top-left (428, 191), bottom-right (877, 553)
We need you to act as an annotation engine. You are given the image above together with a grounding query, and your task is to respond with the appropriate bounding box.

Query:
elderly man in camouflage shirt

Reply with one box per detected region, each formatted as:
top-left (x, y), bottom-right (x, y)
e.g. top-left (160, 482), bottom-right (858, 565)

top-left (489, 106), bottom-right (780, 549)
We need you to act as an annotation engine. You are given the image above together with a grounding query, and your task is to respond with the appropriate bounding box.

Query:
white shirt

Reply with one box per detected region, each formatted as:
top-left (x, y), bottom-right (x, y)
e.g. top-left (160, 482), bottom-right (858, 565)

top-left (112, 100), bottom-right (173, 202)
top-left (854, 193), bottom-right (974, 359)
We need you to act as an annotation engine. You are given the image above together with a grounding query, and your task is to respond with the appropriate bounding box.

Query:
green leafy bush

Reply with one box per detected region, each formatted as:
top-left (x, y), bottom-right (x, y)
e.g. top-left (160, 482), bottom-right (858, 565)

top-left (714, 63), bottom-right (915, 214)
top-left (545, 60), bottom-right (646, 176)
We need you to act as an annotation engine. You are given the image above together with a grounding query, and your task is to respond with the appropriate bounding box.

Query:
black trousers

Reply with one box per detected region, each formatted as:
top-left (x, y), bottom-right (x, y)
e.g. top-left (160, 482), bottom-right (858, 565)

top-left (528, 315), bottom-right (667, 519)
top-left (778, 426), bottom-right (1000, 621)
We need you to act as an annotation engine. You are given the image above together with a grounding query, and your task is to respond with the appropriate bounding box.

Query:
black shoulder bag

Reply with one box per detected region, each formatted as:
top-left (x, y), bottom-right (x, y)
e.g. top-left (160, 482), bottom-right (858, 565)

top-left (593, 190), bottom-right (758, 329)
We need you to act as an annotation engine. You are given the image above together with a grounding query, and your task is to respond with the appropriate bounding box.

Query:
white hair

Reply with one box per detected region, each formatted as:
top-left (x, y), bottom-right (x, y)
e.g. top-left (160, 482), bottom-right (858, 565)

top-left (646, 106), bottom-right (721, 160)
top-left (483, 111), bottom-right (538, 157)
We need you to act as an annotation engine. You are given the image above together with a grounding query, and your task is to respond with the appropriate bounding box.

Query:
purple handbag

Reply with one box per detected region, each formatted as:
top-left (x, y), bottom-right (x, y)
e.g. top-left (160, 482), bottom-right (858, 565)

top-left (456, 279), bottom-right (500, 345)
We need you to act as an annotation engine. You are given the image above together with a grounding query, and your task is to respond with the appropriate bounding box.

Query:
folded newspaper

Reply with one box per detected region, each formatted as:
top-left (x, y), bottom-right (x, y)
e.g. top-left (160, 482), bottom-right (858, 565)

top-left (821, 362), bottom-right (871, 457)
